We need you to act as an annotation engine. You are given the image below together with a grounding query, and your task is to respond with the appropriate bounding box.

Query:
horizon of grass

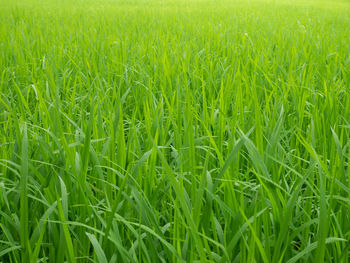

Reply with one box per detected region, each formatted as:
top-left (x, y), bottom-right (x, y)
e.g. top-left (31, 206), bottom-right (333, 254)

top-left (0, 0), bottom-right (349, 262)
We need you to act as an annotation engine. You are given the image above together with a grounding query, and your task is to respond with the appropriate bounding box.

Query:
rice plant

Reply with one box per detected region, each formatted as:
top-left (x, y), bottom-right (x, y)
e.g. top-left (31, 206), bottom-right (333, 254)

top-left (0, 0), bottom-right (349, 262)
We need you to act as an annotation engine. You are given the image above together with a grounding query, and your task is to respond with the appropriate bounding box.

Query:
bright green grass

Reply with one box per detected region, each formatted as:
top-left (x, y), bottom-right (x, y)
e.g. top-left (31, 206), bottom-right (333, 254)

top-left (0, 0), bottom-right (349, 262)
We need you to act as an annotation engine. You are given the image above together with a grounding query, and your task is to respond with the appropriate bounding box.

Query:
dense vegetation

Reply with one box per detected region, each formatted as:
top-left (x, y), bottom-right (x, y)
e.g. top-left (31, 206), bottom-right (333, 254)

top-left (0, 0), bottom-right (349, 262)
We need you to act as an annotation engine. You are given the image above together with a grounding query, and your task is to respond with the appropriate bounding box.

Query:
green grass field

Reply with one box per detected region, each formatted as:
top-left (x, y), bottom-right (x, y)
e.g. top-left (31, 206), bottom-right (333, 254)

top-left (0, 0), bottom-right (350, 262)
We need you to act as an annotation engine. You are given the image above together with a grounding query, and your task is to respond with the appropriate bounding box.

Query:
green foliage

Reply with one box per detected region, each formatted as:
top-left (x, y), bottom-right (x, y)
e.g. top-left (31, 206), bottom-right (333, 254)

top-left (0, 0), bottom-right (349, 262)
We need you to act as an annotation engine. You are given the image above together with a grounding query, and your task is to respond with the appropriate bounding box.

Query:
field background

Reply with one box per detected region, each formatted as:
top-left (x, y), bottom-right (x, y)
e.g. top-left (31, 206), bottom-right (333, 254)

top-left (0, 0), bottom-right (350, 262)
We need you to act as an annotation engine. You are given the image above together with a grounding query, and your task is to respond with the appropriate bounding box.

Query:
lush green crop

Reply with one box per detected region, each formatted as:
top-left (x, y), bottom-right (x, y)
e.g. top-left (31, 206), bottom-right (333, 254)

top-left (0, 0), bottom-right (349, 262)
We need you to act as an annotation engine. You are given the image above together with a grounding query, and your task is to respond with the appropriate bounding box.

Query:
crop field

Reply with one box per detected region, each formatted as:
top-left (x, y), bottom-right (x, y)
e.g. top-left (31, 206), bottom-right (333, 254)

top-left (0, 0), bottom-right (350, 262)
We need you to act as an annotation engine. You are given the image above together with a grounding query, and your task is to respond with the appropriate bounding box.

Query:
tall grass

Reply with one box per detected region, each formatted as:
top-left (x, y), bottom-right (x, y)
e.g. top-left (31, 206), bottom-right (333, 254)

top-left (0, 0), bottom-right (349, 262)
